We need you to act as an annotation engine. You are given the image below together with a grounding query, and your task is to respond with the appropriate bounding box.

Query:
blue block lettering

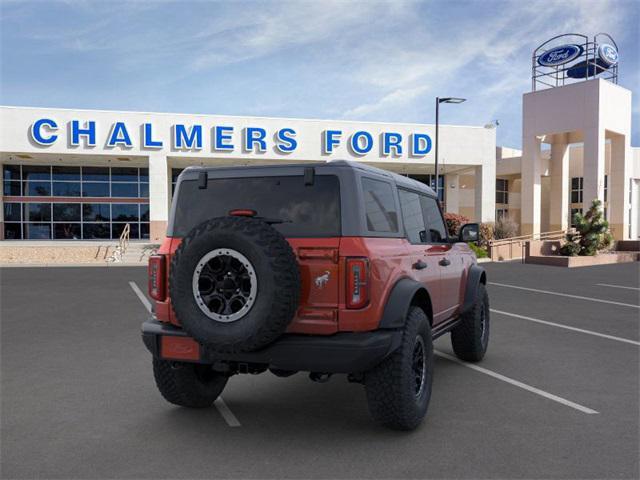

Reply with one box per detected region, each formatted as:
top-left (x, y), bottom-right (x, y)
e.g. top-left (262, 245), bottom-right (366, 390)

top-left (275, 128), bottom-right (297, 153)
top-left (30, 118), bottom-right (58, 145)
top-left (71, 120), bottom-right (96, 146)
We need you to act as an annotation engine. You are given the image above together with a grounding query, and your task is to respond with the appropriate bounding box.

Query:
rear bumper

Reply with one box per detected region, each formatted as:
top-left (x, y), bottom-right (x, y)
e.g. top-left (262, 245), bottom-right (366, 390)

top-left (141, 320), bottom-right (402, 374)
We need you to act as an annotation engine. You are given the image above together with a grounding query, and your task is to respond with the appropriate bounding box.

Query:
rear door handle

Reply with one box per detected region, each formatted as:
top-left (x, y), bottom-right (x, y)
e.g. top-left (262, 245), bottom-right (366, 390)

top-left (412, 260), bottom-right (427, 270)
top-left (439, 258), bottom-right (451, 267)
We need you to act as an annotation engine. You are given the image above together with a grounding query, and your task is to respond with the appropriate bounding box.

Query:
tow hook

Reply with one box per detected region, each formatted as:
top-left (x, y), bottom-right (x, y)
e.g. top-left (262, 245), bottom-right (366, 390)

top-left (309, 372), bottom-right (332, 383)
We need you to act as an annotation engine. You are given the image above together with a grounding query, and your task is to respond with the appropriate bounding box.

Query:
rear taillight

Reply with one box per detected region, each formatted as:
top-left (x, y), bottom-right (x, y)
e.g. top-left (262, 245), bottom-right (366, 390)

top-left (346, 257), bottom-right (369, 309)
top-left (148, 255), bottom-right (166, 301)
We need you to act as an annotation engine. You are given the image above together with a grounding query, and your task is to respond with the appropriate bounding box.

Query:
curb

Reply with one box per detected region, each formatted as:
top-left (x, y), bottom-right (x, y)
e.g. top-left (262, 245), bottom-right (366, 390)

top-left (0, 263), bottom-right (147, 268)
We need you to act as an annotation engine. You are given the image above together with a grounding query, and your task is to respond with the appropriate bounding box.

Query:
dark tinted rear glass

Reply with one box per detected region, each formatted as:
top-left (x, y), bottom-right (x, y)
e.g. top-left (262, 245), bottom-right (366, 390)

top-left (173, 175), bottom-right (341, 237)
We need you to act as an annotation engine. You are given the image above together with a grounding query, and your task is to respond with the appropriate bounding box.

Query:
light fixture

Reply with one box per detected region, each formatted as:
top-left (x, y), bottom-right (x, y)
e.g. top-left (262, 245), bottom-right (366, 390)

top-left (438, 97), bottom-right (466, 104)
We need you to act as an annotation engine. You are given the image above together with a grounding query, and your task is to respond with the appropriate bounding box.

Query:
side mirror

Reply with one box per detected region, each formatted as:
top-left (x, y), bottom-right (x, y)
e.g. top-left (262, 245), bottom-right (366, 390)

top-left (459, 223), bottom-right (480, 243)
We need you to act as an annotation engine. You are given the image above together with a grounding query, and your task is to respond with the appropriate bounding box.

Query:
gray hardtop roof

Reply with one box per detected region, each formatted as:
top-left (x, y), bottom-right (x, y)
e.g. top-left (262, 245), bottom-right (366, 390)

top-left (181, 160), bottom-right (436, 197)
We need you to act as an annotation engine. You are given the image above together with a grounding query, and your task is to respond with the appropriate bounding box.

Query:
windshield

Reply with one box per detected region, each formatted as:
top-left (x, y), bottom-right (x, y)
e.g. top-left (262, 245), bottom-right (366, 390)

top-left (172, 174), bottom-right (341, 237)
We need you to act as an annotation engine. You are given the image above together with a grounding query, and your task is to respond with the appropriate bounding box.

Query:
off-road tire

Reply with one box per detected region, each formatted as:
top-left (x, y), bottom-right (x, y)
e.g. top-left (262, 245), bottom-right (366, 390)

top-left (451, 283), bottom-right (490, 362)
top-left (364, 307), bottom-right (433, 431)
top-left (152, 359), bottom-right (228, 408)
top-left (169, 216), bottom-right (300, 353)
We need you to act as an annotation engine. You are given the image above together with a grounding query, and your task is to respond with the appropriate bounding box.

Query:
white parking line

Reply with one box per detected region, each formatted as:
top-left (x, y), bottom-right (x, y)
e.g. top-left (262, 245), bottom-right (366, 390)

top-left (491, 309), bottom-right (640, 346)
top-left (596, 283), bottom-right (640, 291)
top-left (129, 281), bottom-right (152, 313)
top-left (215, 398), bottom-right (242, 427)
top-left (128, 281), bottom-right (242, 427)
top-left (435, 351), bottom-right (599, 415)
top-left (489, 282), bottom-right (640, 309)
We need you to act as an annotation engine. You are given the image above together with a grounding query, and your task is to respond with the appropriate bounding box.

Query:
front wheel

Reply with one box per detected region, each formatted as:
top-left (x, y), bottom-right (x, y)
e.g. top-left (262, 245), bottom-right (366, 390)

top-left (451, 283), bottom-right (490, 362)
top-left (152, 359), bottom-right (228, 408)
top-left (364, 307), bottom-right (433, 430)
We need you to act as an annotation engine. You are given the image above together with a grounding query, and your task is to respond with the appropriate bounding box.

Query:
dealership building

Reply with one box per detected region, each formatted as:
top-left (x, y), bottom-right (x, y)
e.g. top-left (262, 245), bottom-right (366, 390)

top-left (0, 106), bottom-right (498, 242)
top-left (0, 34), bottom-right (638, 244)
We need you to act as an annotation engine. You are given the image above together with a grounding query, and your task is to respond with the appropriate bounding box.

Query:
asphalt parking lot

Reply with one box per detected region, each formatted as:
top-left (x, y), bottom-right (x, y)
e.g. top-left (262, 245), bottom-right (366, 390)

top-left (1, 261), bottom-right (639, 479)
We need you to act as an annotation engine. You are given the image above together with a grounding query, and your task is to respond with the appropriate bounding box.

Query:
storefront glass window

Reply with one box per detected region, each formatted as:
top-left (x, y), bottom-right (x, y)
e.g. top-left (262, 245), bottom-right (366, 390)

top-left (171, 168), bottom-right (185, 195)
top-left (4, 223), bottom-right (22, 239)
top-left (112, 204), bottom-right (139, 222)
top-left (82, 167), bottom-right (109, 182)
top-left (83, 204), bottom-right (111, 222)
top-left (4, 202), bottom-right (21, 221)
top-left (111, 183), bottom-right (138, 197)
top-left (22, 165), bottom-right (51, 181)
top-left (83, 223), bottom-right (110, 239)
top-left (2, 164), bottom-right (150, 240)
top-left (53, 204), bottom-right (81, 222)
top-left (25, 203), bottom-right (51, 222)
top-left (24, 223), bottom-right (51, 239)
top-left (52, 166), bottom-right (80, 181)
top-left (52, 182), bottom-right (81, 197)
top-left (496, 179), bottom-right (508, 204)
top-left (25, 181), bottom-right (51, 196)
top-left (571, 177), bottom-right (583, 203)
top-left (54, 223), bottom-right (81, 239)
top-left (3, 181), bottom-right (21, 196)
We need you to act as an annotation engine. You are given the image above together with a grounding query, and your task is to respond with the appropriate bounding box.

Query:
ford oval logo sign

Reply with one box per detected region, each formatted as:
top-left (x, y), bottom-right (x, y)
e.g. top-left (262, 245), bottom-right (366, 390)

top-left (598, 44), bottom-right (618, 66)
top-left (538, 44), bottom-right (583, 67)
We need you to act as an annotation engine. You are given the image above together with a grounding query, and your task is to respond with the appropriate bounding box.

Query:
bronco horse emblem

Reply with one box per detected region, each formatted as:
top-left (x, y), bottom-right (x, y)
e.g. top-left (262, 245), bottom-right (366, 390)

top-left (315, 271), bottom-right (331, 289)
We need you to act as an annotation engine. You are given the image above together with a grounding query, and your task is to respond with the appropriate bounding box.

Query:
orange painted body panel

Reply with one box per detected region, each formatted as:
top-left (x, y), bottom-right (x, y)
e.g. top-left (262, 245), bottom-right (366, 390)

top-left (285, 238), bottom-right (341, 334)
top-left (151, 235), bottom-right (474, 334)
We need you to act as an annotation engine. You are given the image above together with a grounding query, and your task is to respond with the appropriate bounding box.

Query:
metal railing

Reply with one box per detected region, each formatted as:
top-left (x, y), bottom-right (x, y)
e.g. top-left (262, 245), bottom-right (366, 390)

top-left (106, 223), bottom-right (131, 263)
top-left (489, 229), bottom-right (569, 247)
top-left (488, 229), bottom-right (573, 262)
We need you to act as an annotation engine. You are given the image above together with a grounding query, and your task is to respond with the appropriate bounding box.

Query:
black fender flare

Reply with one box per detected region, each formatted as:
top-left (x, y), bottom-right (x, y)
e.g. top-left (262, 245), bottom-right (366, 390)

top-left (460, 264), bottom-right (487, 315)
top-left (378, 278), bottom-right (433, 329)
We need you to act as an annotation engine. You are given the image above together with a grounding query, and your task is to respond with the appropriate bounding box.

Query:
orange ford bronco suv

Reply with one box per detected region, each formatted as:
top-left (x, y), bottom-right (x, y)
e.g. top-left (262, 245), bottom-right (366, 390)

top-left (142, 161), bottom-right (489, 430)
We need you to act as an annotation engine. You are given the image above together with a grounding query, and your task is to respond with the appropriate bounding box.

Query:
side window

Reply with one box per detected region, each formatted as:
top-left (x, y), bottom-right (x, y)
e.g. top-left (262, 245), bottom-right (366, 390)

top-left (361, 177), bottom-right (398, 233)
top-left (420, 196), bottom-right (448, 243)
top-left (399, 189), bottom-right (427, 243)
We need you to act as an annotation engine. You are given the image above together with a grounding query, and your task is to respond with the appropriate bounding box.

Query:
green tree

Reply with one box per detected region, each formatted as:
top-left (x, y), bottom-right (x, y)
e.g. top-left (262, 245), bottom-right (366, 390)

top-left (560, 199), bottom-right (613, 256)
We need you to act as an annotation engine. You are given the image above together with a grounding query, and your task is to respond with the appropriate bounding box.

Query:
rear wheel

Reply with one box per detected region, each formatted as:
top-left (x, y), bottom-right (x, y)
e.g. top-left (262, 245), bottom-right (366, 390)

top-left (364, 307), bottom-right (433, 430)
top-left (451, 283), bottom-right (490, 362)
top-left (152, 359), bottom-right (228, 408)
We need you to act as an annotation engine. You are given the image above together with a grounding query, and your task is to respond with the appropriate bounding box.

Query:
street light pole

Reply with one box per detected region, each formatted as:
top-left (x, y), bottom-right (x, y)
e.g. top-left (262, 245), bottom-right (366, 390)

top-left (434, 96), bottom-right (466, 202)
top-left (435, 97), bottom-right (440, 199)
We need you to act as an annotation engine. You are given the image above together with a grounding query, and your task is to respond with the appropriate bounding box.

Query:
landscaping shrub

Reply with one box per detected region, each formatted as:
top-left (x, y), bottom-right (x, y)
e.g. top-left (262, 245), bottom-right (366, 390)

top-left (494, 216), bottom-right (519, 239)
top-left (559, 199), bottom-right (613, 256)
top-left (479, 222), bottom-right (494, 247)
top-left (444, 213), bottom-right (469, 237)
top-left (467, 242), bottom-right (488, 258)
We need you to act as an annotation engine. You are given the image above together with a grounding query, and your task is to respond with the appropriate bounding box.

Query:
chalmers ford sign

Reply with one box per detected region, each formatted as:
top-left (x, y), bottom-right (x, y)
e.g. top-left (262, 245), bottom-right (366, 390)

top-left (28, 118), bottom-right (434, 157)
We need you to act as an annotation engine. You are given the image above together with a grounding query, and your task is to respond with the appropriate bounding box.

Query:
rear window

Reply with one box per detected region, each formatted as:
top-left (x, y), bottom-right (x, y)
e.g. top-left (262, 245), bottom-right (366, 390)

top-left (172, 175), bottom-right (341, 237)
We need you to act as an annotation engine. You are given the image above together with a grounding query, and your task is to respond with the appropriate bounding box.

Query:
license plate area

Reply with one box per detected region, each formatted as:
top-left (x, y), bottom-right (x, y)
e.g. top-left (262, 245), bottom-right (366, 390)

top-left (160, 335), bottom-right (201, 361)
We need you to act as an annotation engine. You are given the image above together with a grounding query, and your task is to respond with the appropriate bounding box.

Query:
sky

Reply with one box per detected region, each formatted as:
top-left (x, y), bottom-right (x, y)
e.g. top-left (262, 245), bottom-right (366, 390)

top-left (1, 0), bottom-right (638, 149)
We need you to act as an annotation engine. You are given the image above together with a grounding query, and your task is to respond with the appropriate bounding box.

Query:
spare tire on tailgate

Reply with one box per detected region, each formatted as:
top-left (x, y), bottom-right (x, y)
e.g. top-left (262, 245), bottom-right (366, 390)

top-left (169, 216), bottom-right (300, 353)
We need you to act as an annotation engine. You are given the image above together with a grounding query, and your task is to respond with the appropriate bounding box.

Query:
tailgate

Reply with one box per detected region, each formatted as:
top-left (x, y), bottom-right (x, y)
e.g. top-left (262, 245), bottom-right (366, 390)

top-left (287, 238), bottom-right (341, 334)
